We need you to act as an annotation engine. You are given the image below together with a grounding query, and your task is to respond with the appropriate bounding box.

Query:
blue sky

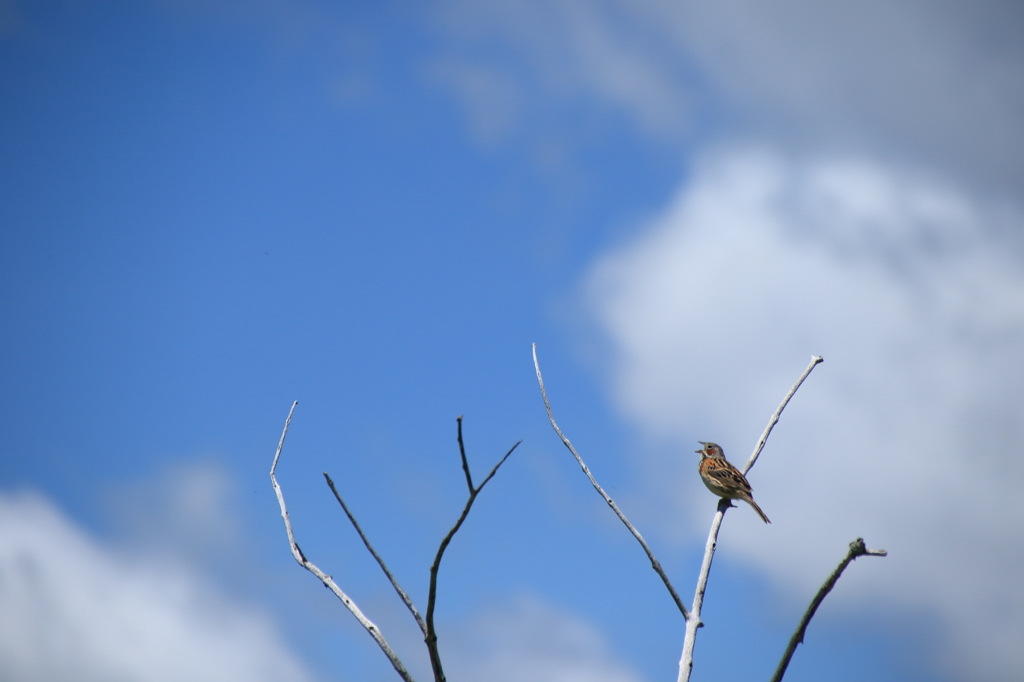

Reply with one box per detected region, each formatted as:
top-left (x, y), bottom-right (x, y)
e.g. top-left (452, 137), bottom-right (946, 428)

top-left (2, 2), bottom-right (1023, 681)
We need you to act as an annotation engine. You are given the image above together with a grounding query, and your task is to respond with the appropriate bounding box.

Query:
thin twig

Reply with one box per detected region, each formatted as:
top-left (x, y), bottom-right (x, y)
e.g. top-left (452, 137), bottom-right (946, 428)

top-left (424, 422), bottom-right (521, 682)
top-left (323, 471), bottom-right (427, 637)
top-left (770, 538), bottom-right (887, 682)
top-left (743, 356), bottom-right (823, 475)
top-left (269, 402), bottom-right (415, 682)
top-left (532, 343), bottom-right (689, 619)
top-left (678, 356), bottom-right (823, 682)
top-left (456, 416), bottom-right (474, 493)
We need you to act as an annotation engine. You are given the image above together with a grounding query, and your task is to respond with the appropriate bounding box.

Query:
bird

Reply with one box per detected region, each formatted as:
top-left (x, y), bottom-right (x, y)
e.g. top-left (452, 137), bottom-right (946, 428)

top-left (696, 442), bottom-right (770, 523)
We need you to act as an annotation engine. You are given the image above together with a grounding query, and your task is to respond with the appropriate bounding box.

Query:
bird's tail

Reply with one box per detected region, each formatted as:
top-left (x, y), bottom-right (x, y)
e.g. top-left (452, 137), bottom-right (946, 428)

top-left (745, 497), bottom-right (771, 524)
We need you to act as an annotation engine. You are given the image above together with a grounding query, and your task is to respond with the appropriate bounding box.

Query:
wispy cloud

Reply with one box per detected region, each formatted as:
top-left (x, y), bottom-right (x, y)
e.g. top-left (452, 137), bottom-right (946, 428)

top-left (0, 489), bottom-right (313, 682)
top-left (648, 0), bottom-right (1024, 189)
top-left (432, 0), bottom-right (1024, 191)
top-left (445, 596), bottom-right (647, 682)
top-left (432, 0), bottom-right (692, 143)
top-left (585, 147), bottom-right (1024, 681)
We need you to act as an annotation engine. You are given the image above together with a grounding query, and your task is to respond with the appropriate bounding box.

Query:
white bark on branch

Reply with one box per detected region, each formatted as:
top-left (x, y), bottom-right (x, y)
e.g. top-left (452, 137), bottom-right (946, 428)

top-left (532, 344), bottom-right (690, 619)
top-left (677, 356), bottom-right (823, 682)
top-left (270, 402), bottom-right (415, 682)
top-left (742, 356), bottom-right (824, 475)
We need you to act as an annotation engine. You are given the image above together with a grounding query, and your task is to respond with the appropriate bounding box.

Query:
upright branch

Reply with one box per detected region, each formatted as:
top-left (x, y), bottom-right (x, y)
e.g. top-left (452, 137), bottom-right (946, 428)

top-left (425, 416), bottom-right (521, 682)
top-left (743, 356), bottom-right (823, 475)
top-left (678, 356), bottom-right (823, 682)
top-left (270, 402), bottom-right (415, 682)
top-left (770, 538), bottom-right (888, 682)
top-left (457, 417), bottom-right (474, 493)
top-left (323, 472), bottom-right (427, 637)
top-left (532, 343), bottom-right (689, 620)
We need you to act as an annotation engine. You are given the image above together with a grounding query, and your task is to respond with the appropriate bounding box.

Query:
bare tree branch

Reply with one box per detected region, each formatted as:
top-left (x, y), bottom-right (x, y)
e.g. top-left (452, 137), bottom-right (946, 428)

top-left (456, 416), bottom-right (474, 494)
top-left (532, 343), bottom-right (690, 620)
top-left (270, 402), bottom-right (415, 682)
top-left (677, 497), bottom-right (729, 682)
top-left (323, 471), bottom-right (427, 637)
top-left (770, 538), bottom-right (888, 682)
top-left (678, 356), bottom-right (823, 682)
top-left (743, 356), bottom-right (824, 475)
top-left (424, 420), bottom-right (521, 682)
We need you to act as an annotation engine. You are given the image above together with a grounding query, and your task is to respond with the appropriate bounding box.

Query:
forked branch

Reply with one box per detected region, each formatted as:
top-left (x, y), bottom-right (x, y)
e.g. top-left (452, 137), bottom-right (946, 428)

top-left (770, 538), bottom-right (887, 682)
top-left (678, 356), bottom-right (823, 682)
top-left (270, 402), bottom-right (415, 682)
top-left (425, 416), bottom-right (521, 682)
top-left (532, 344), bottom-right (689, 619)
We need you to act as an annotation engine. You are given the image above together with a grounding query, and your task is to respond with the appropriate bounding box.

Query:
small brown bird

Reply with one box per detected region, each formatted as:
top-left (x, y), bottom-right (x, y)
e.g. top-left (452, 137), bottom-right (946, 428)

top-left (697, 442), bottom-right (770, 523)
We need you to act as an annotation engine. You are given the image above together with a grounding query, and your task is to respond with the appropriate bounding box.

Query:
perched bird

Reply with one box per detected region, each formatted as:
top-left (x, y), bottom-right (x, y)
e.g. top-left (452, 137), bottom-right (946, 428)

top-left (696, 442), bottom-right (770, 523)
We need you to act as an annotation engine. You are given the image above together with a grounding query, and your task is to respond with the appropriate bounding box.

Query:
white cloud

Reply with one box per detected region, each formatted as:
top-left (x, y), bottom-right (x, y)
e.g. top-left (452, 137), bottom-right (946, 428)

top-left (0, 491), bottom-right (313, 682)
top-left (433, 0), bottom-right (1024, 190)
top-left (102, 461), bottom-right (241, 560)
top-left (654, 0), bottom-right (1024, 180)
top-left (445, 596), bottom-right (646, 682)
top-left (585, 147), bottom-right (1024, 681)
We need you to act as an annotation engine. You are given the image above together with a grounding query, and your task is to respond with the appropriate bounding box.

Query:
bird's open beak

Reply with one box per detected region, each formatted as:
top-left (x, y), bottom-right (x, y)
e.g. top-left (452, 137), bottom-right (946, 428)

top-left (695, 441), bottom-right (706, 453)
